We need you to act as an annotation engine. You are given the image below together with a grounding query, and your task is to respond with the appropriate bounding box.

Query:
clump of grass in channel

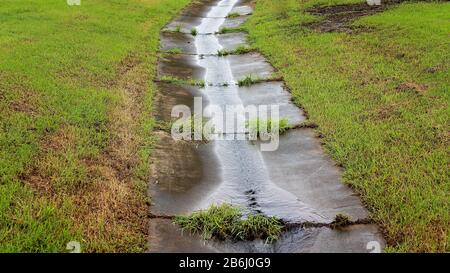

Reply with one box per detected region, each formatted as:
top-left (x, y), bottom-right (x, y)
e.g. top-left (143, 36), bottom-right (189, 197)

top-left (217, 27), bottom-right (247, 34)
top-left (160, 75), bottom-right (205, 88)
top-left (174, 204), bottom-right (283, 243)
top-left (217, 45), bottom-right (254, 56)
top-left (175, 24), bottom-right (182, 32)
top-left (330, 213), bottom-right (352, 229)
top-left (164, 47), bottom-right (183, 54)
top-left (237, 74), bottom-right (282, 87)
top-left (226, 12), bottom-right (241, 18)
top-left (247, 118), bottom-right (292, 135)
top-left (190, 28), bottom-right (198, 36)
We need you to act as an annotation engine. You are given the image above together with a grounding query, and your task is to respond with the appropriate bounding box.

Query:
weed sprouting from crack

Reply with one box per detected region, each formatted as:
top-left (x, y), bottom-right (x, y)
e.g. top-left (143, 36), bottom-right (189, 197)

top-left (247, 117), bottom-right (292, 135)
top-left (174, 204), bottom-right (283, 243)
top-left (217, 45), bottom-right (255, 57)
top-left (237, 74), bottom-right (283, 87)
top-left (217, 27), bottom-right (248, 34)
top-left (159, 75), bottom-right (205, 88)
top-left (226, 12), bottom-right (241, 18)
top-left (164, 47), bottom-right (183, 54)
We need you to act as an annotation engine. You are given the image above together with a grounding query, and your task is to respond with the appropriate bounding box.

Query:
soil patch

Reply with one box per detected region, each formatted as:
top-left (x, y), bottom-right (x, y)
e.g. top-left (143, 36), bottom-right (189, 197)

top-left (305, 1), bottom-right (406, 32)
top-left (396, 82), bottom-right (428, 95)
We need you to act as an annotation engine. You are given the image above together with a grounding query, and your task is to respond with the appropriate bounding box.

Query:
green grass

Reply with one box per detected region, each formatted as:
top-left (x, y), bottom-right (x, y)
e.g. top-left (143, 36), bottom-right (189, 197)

top-left (0, 0), bottom-right (190, 252)
top-left (217, 45), bottom-right (255, 57)
top-left (160, 75), bottom-right (206, 88)
top-left (174, 204), bottom-right (283, 243)
top-left (245, 0), bottom-right (449, 252)
top-left (190, 28), bottom-right (198, 36)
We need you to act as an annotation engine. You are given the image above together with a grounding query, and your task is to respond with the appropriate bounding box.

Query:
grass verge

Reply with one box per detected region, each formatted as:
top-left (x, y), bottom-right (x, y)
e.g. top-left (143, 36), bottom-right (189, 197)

top-left (245, 0), bottom-right (449, 252)
top-left (0, 0), bottom-right (190, 252)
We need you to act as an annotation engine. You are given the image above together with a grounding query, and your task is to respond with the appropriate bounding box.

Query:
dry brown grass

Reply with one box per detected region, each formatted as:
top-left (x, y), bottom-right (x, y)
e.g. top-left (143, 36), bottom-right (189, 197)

top-left (396, 82), bottom-right (428, 95)
top-left (20, 53), bottom-right (151, 252)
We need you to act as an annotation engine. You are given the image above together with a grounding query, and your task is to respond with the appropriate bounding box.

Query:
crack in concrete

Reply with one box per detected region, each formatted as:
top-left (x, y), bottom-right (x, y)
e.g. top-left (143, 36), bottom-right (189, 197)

top-left (147, 212), bottom-right (374, 230)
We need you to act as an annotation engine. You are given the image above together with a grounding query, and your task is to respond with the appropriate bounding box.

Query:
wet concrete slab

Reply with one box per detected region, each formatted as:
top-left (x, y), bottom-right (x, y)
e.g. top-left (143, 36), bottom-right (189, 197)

top-left (230, 5), bottom-right (253, 15)
top-left (237, 81), bottom-right (306, 126)
top-left (160, 31), bottom-right (196, 54)
top-left (227, 53), bottom-right (275, 80)
top-left (235, 0), bottom-right (254, 7)
top-left (221, 15), bottom-right (250, 29)
top-left (162, 4), bottom-right (252, 35)
top-left (289, 224), bottom-right (385, 253)
top-left (260, 129), bottom-right (369, 221)
top-left (217, 32), bottom-right (248, 51)
top-left (148, 219), bottom-right (217, 253)
top-left (157, 53), bottom-right (204, 80)
top-left (166, 17), bottom-right (237, 34)
top-left (153, 82), bottom-right (206, 122)
top-left (160, 32), bottom-right (247, 55)
top-left (221, 224), bottom-right (384, 253)
top-left (163, 16), bottom-right (203, 34)
top-left (195, 139), bottom-right (329, 224)
top-left (160, 31), bottom-right (247, 55)
top-left (149, 221), bottom-right (384, 253)
top-left (149, 131), bottom-right (222, 216)
top-left (179, 0), bottom-right (219, 17)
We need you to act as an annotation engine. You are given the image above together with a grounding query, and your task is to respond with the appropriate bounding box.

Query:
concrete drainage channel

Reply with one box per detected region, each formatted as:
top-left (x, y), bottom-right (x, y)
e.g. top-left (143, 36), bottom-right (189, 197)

top-left (149, 0), bottom-right (385, 253)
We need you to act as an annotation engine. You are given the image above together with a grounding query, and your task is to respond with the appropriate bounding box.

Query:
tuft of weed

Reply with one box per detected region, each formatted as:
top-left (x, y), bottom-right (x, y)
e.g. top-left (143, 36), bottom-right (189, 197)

top-left (217, 27), bottom-right (247, 34)
top-left (217, 45), bottom-right (254, 57)
top-left (174, 204), bottom-right (283, 243)
top-left (237, 74), bottom-right (281, 87)
top-left (190, 28), bottom-right (198, 36)
top-left (175, 24), bottom-right (182, 32)
top-left (247, 118), bottom-right (291, 135)
top-left (238, 75), bottom-right (256, 87)
top-left (331, 213), bottom-right (352, 228)
top-left (164, 47), bottom-right (183, 54)
top-left (226, 12), bottom-right (241, 18)
top-left (160, 75), bottom-right (205, 88)
top-left (234, 214), bottom-right (283, 243)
